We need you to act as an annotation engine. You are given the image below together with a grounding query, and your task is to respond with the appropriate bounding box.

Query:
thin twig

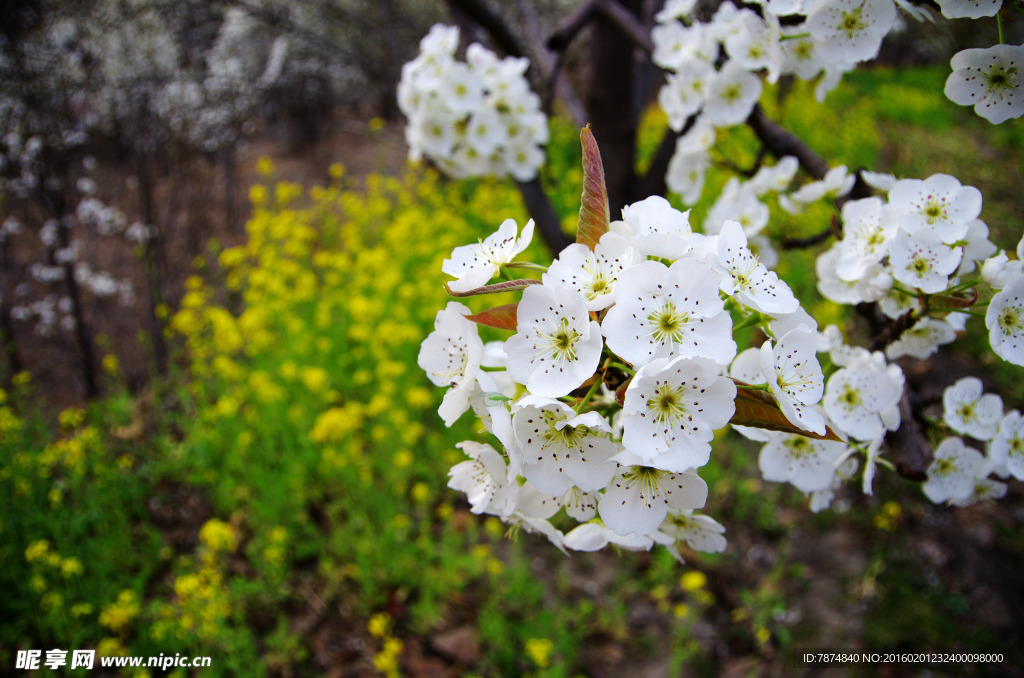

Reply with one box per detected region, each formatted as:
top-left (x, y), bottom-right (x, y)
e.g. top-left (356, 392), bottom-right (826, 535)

top-left (745, 104), bottom-right (830, 180)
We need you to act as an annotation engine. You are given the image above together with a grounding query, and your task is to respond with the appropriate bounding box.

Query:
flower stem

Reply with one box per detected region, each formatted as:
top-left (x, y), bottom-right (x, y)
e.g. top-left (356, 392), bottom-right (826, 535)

top-left (609, 361), bottom-right (636, 376)
top-left (505, 261), bottom-right (548, 272)
top-left (575, 377), bottom-right (603, 414)
top-left (928, 307), bottom-right (986, 317)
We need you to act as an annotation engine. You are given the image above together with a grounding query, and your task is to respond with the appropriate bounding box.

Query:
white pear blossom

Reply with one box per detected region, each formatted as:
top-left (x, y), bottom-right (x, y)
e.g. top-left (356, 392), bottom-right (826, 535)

top-left (730, 347), bottom-right (767, 384)
top-left (761, 328), bottom-right (827, 435)
top-left (816, 245), bottom-right (867, 305)
top-left (935, 0), bottom-right (1001, 17)
top-left (603, 259), bottom-right (735, 367)
top-left (860, 170), bottom-right (898, 193)
top-left (950, 475), bottom-right (1008, 507)
top-left (618, 195), bottom-right (696, 260)
top-left (659, 61), bottom-right (716, 129)
top-left (805, 0), bottom-right (897, 64)
top-left (989, 410), bottom-right (1024, 480)
top-left (659, 511), bottom-right (728, 562)
top-left (959, 219), bottom-right (998, 274)
top-left (448, 441), bottom-right (516, 515)
top-left (439, 62), bottom-right (485, 116)
top-left (598, 466), bottom-right (708, 537)
top-left (418, 302), bottom-right (484, 426)
top-left (747, 156), bottom-right (800, 196)
top-left (512, 396), bottom-right (619, 496)
top-left (944, 44), bottom-right (1024, 124)
top-left (779, 26), bottom-right (822, 79)
top-left (620, 356), bottom-right (736, 472)
top-left (702, 60), bottom-right (763, 127)
top-left (889, 229), bottom-right (962, 294)
top-left (942, 377), bottom-right (1003, 441)
top-left (981, 251), bottom-right (1023, 289)
top-left (759, 430), bottom-right (849, 492)
top-left (823, 352), bottom-right (903, 440)
top-left (652, 21), bottom-right (719, 70)
top-left (787, 164), bottom-right (856, 205)
top-left (468, 371), bottom-right (516, 463)
top-left (922, 437), bottom-right (985, 504)
top-left (564, 521), bottom-right (657, 552)
top-left (655, 0), bottom-right (700, 23)
top-left (464, 105), bottom-right (506, 155)
top-left (544, 232), bottom-right (642, 311)
top-left (724, 11), bottom-right (781, 78)
top-left (768, 306), bottom-right (818, 339)
top-left (442, 218), bottom-right (535, 293)
top-left (986, 275), bottom-right (1024, 365)
top-left (712, 220), bottom-right (799, 314)
top-left (877, 284), bottom-right (918, 320)
top-left (704, 179), bottom-right (769, 238)
top-left (836, 197), bottom-right (897, 281)
top-left (667, 147), bottom-right (712, 205)
top-left (505, 283), bottom-right (603, 398)
top-left (885, 317), bottom-right (958, 360)
top-left (887, 174), bottom-right (982, 244)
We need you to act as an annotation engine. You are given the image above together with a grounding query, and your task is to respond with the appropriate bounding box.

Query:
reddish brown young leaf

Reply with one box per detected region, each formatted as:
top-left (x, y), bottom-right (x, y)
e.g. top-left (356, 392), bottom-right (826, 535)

top-left (577, 125), bottom-right (610, 251)
top-left (465, 303), bottom-right (519, 330)
top-left (730, 381), bottom-right (845, 442)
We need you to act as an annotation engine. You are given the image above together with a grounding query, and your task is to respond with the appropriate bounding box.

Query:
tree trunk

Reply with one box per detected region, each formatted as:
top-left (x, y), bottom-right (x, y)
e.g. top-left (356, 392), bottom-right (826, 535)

top-left (586, 0), bottom-right (641, 218)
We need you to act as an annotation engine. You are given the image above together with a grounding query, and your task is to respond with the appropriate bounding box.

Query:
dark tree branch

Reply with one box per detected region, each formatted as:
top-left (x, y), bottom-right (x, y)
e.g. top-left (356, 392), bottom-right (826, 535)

top-left (548, 0), bottom-right (653, 54)
top-left (512, 0), bottom-right (586, 127)
top-left (889, 391), bottom-right (931, 481)
top-left (547, 0), bottom-right (600, 52)
top-left (746, 104), bottom-right (830, 180)
top-left (442, 0), bottom-right (525, 57)
top-left (781, 213), bottom-right (842, 249)
top-left (517, 178), bottom-right (572, 254)
top-left (594, 0), bottom-right (653, 54)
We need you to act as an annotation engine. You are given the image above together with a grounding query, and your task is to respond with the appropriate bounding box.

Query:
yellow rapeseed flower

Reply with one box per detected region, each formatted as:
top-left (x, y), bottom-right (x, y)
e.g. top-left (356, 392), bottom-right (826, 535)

top-left (99, 590), bottom-right (140, 633)
top-left (680, 570), bottom-right (707, 592)
top-left (525, 638), bottom-right (554, 669)
top-left (25, 539), bottom-right (51, 563)
top-left (199, 519), bottom-right (238, 554)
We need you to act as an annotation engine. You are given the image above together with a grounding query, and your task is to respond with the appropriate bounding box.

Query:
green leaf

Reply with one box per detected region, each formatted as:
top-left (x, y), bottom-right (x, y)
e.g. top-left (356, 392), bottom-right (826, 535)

top-left (445, 279), bottom-right (540, 297)
top-left (466, 303), bottom-right (519, 330)
top-left (730, 380), bottom-right (845, 443)
top-left (577, 125), bottom-right (610, 251)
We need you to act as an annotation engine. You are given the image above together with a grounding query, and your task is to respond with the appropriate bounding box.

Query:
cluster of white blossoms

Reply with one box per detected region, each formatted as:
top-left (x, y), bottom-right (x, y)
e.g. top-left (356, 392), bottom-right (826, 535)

top-left (923, 374), bottom-right (1023, 506)
top-left (653, 0), bottom-right (902, 205)
top-left (815, 171), bottom-right (1024, 367)
top-left (935, 0), bottom-right (1024, 124)
top-left (420, 142), bottom-right (1024, 556)
top-left (398, 24), bottom-right (549, 181)
top-left (654, 0), bottom-right (1024, 220)
top-left (419, 186), bottom-right (875, 559)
